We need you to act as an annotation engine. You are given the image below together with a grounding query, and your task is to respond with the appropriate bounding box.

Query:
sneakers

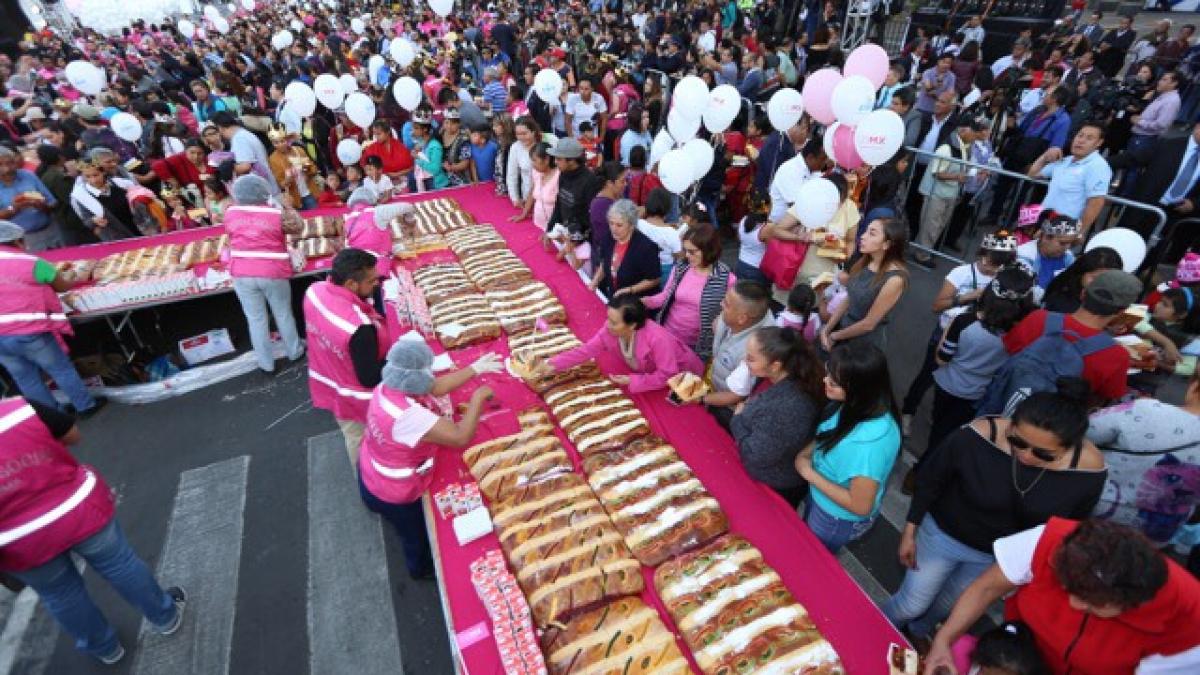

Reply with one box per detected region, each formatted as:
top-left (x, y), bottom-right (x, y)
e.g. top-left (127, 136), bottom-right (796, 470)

top-left (96, 642), bottom-right (125, 665)
top-left (154, 586), bottom-right (188, 636)
top-left (78, 397), bottom-right (109, 419)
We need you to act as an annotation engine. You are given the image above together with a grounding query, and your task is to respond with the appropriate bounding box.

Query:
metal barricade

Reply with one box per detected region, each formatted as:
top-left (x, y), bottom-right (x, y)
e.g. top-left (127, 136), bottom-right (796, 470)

top-left (903, 147), bottom-right (1168, 268)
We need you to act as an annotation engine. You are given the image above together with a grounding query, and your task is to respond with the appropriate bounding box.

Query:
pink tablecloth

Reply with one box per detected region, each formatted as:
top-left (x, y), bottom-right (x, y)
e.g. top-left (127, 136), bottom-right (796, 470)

top-left (386, 185), bottom-right (904, 675)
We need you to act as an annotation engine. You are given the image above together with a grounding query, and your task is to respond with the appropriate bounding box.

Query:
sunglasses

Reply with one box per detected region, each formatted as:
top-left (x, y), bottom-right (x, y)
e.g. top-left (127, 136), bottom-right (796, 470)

top-left (1006, 432), bottom-right (1060, 463)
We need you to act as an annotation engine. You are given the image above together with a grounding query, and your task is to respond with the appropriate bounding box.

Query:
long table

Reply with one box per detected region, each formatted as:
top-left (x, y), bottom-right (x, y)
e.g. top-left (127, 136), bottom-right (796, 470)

top-left (383, 184), bottom-right (904, 675)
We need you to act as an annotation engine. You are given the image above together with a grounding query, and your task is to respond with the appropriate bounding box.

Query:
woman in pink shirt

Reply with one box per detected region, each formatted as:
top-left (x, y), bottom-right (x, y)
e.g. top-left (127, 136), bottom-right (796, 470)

top-left (509, 142), bottom-right (557, 230)
top-left (542, 294), bottom-right (703, 393)
top-left (643, 223), bottom-right (735, 360)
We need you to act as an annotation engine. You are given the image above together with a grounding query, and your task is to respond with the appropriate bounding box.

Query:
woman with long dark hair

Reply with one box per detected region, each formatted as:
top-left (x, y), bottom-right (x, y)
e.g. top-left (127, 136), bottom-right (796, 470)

top-left (821, 217), bottom-right (909, 352)
top-left (730, 326), bottom-right (827, 507)
top-left (796, 343), bottom-right (903, 551)
top-left (1041, 246), bottom-right (1124, 313)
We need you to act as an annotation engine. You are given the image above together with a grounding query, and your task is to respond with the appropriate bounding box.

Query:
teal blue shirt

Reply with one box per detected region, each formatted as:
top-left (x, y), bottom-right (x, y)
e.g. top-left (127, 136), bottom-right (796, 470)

top-left (811, 410), bottom-right (901, 521)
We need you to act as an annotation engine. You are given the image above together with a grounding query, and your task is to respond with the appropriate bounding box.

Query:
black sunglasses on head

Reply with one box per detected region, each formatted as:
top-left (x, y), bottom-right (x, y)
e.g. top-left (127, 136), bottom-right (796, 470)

top-left (1006, 432), bottom-right (1060, 463)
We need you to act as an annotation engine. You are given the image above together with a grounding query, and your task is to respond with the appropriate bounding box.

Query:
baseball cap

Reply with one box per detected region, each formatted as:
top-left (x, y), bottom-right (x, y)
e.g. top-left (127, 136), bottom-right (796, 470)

top-left (1084, 270), bottom-right (1142, 316)
top-left (547, 137), bottom-right (584, 159)
top-left (72, 103), bottom-right (100, 121)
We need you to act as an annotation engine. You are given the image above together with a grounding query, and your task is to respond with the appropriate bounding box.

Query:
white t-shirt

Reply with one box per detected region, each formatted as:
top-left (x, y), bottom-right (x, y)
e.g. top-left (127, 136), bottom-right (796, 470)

top-left (939, 262), bottom-right (995, 331)
top-left (565, 92), bottom-right (608, 136)
top-left (737, 216), bottom-right (767, 267)
top-left (637, 219), bottom-right (682, 266)
top-left (389, 397), bottom-right (441, 446)
top-left (994, 525), bottom-right (1200, 675)
top-left (364, 174), bottom-right (394, 196)
top-left (231, 128), bottom-right (280, 193)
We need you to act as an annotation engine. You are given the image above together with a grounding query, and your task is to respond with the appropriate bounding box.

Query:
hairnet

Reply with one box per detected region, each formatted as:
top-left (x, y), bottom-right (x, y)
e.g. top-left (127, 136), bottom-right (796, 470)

top-left (0, 220), bottom-right (25, 243)
top-left (347, 186), bottom-right (378, 207)
top-left (231, 174), bottom-right (273, 205)
top-left (381, 340), bottom-right (435, 394)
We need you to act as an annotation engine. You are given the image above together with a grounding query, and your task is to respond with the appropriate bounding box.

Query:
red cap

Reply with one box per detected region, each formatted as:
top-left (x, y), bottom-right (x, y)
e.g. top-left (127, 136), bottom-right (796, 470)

top-left (551, 48), bottom-right (566, 60)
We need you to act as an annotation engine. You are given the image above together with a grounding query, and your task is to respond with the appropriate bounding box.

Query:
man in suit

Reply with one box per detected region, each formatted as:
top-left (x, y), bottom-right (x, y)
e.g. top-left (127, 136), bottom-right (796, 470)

top-left (1112, 121), bottom-right (1200, 262)
top-left (1097, 14), bottom-right (1137, 79)
top-left (1076, 11), bottom-right (1106, 46)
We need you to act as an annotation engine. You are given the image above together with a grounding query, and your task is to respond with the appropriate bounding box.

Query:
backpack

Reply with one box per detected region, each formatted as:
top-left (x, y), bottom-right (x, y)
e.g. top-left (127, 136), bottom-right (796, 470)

top-left (976, 313), bottom-right (1113, 417)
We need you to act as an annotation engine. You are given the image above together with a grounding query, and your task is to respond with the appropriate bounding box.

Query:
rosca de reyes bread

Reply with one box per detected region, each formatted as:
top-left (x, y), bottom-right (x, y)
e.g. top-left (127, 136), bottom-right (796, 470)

top-left (539, 597), bottom-right (690, 675)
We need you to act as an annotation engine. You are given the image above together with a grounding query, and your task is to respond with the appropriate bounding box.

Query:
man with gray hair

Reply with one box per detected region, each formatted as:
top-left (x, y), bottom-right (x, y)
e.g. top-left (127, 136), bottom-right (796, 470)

top-left (481, 67), bottom-right (508, 113)
top-left (701, 280), bottom-right (775, 427)
top-left (223, 175), bottom-right (305, 375)
top-left (914, 116), bottom-right (989, 266)
top-left (0, 220), bottom-right (104, 415)
top-left (0, 147), bottom-right (60, 252)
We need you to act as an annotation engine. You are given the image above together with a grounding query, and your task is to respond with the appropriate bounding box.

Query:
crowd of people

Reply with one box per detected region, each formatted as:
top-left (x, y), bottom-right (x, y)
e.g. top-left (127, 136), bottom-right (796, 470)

top-left (2, 0), bottom-right (1200, 673)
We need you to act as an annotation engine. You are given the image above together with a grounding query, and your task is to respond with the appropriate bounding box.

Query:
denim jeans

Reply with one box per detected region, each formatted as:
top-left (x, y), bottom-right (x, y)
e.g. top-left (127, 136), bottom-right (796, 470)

top-left (881, 516), bottom-right (995, 639)
top-left (0, 332), bottom-right (96, 412)
top-left (231, 277), bottom-right (304, 372)
top-left (357, 475), bottom-right (434, 578)
top-left (299, 194), bottom-right (318, 211)
top-left (803, 497), bottom-right (876, 553)
top-left (11, 519), bottom-right (176, 658)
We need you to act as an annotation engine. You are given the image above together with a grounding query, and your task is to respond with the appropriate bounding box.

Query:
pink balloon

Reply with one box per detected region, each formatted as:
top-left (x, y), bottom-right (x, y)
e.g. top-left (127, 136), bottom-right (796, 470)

top-left (801, 68), bottom-right (843, 126)
top-left (845, 44), bottom-right (890, 89)
top-left (833, 124), bottom-right (863, 170)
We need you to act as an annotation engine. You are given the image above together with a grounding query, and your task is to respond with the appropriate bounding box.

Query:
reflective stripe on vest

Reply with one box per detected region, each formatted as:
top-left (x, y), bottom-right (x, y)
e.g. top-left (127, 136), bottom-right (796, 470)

top-left (0, 251), bottom-right (37, 262)
top-left (0, 403), bottom-right (36, 433)
top-left (0, 470), bottom-right (97, 547)
top-left (0, 311), bottom-right (68, 324)
top-left (370, 393), bottom-right (435, 478)
top-left (307, 368), bottom-right (373, 400)
top-left (230, 250), bottom-right (290, 260)
top-left (306, 284), bottom-right (368, 336)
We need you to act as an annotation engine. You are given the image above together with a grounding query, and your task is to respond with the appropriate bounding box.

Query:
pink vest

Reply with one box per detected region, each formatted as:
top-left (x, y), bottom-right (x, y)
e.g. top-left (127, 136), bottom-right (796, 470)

top-left (303, 281), bottom-right (390, 422)
top-left (0, 248), bottom-right (73, 339)
top-left (0, 398), bottom-right (115, 572)
top-left (223, 205), bottom-right (292, 279)
top-left (358, 387), bottom-right (437, 504)
top-left (344, 208), bottom-right (394, 276)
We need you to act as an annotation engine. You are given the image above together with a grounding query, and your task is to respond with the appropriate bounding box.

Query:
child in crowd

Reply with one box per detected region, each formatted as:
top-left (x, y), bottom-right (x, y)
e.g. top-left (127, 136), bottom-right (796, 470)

top-left (362, 155), bottom-right (394, 201)
top-left (1136, 287), bottom-right (1200, 376)
top-left (735, 203), bottom-right (769, 285)
top-left (203, 175), bottom-right (231, 224)
top-left (317, 173), bottom-right (343, 206)
top-left (469, 125), bottom-right (498, 182)
top-left (577, 121), bottom-right (602, 170)
top-left (163, 188), bottom-right (202, 230)
top-left (950, 622), bottom-right (1047, 675)
top-left (340, 164), bottom-right (364, 200)
top-left (777, 284), bottom-right (822, 342)
top-left (511, 142), bottom-right (558, 231)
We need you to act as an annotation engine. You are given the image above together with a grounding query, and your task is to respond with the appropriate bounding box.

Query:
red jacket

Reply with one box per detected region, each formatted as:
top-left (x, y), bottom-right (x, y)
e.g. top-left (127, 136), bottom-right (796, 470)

top-left (1005, 517), bottom-right (1200, 674)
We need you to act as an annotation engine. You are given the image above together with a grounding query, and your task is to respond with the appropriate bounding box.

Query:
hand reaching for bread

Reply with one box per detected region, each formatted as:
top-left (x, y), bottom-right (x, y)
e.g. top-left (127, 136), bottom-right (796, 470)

top-left (470, 352), bottom-right (503, 375)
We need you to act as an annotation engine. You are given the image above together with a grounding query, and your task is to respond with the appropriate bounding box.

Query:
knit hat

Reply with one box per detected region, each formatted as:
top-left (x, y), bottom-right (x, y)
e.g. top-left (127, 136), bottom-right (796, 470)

top-left (1083, 270), bottom-right (1142, 316)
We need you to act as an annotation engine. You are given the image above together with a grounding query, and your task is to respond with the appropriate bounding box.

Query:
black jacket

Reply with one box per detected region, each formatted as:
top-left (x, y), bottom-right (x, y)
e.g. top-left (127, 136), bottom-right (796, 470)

top-left (548, 166), bottom-right (602, 243)
top-left (595, 230), bottom-right (662, 298)
top-left (1112, 134), bottom-right (1200, 237)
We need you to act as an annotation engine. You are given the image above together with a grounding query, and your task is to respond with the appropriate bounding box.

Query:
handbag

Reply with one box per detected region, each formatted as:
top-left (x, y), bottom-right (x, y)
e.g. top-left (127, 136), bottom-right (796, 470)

top-left (760, 237), bottom-right (810, 290)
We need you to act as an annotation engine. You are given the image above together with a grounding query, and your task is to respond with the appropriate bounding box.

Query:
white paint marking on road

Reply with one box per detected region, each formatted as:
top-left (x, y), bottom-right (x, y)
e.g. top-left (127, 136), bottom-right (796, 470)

top-left (307, 432), bottom-right (404, 675)
top-left (0, 589), bottom-right (42, 675)
top-left (133, 456), bottom-right (250, 675)
top-left (0, 557), bottom-right (85, 675)
top-left (264, 400), bottom-right (313, 431)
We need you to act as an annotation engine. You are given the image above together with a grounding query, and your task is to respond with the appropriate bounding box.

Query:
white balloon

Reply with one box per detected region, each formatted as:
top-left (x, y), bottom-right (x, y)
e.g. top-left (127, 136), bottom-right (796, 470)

top-left (793, 178), bottom-right (841, 230)
top-left (337, 138), bottom-right (363, 165)
top-left (313, 74), bottom-right (344, 110)
top-left (683, 138), bottom-right (715, 182)
top-left (177, 19), bottom-right (196, 39)
top-left (389, 38), bottom-right (416, 67)
top-left (339, 73), bottom-right (359, 95)
top-left (533, 69), bottom-right (563, 104)
top-left (853, 109), bottom-right (906, 165)
top-left (672, 75), bottom-right (709, 120)
top-left (772, 156), bottom-right (811, 206)
top-left (649, 129), bottom-right (674, 169)
top-left (66, 61), bottom-right (105, 96)
top-left (283, 81), bottom-right (317, 117)
top-left (702, 84), bottom-right (740, 133)
top-left (392, 76), bottom-right (423, 111)
top-left (1086, 228), bottom-right (1147, 273)
top-left (110, 112), bottom-right (142, 143)
top-left (428, 0), bottom-right (454, 18)
top-left (344, 92), bottom-right (376, 128)
top-left (290, 19), bottom-right (304, 32)
top-left (212, 17), bottom-right (231, 34)
top-left (279, 105), bottom-right (303, 134)
top-left (272, 30), bottom-right (294, 50)
top-left (203, 5), bottom-right (221, 19)
top-left (241, 0), bottom-right (255, 9)
top-left (351, 18), bottom-right (366, 34)
top-left (823, 121), bottom-right (840, 162)
top-left (767, 88), bottom-right (804, 133)
top-left (667, 107), bottom-right (700, 144)
top-left (658, 148), bottom-right (694, 195)
top-left (226, 2), bottom-right (236, 11)
top-left (830, 75), bottom-right (876, 125)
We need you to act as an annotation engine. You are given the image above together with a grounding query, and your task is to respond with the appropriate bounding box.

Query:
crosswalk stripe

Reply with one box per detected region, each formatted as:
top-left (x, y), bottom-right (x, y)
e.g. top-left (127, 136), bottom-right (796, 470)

top-left (306, 432), bottom-right (404, 675)
top-left (133, 456), bottom-right (250, 675)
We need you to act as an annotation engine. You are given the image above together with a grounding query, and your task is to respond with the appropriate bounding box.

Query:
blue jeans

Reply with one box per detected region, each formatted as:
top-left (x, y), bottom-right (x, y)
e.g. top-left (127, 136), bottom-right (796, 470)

top-left (881, 516), bottom-right (995, 639)
top-left (11, 519), bottom-right (176, 658)
top-left (803, 497), bottom-right (876, 553)
top-left (357, 475), bottom-right (434, 578)
top-left (231, 277), bottom-right (304, 372)
top-left (734, 259), bottom-right (769, 286)
top-left (299, 194), bottom-right (318, 211)
top-left (0, 332), bottom-right (95, 412)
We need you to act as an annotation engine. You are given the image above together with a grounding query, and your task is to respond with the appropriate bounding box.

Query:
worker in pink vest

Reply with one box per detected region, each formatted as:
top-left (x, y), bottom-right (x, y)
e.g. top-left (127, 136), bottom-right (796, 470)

top-left (303, 248), bottom-right (394, 466)
top-left (0, 220), bottom-right (105, 416)
top-left (359, 340), bottom-right (500, 578)
top-left (0, 397), bottom-right (185, 665)
top-left (343, 187), bottom-right (417, 314)
top-left (224, 174), bottom-right (306, 374)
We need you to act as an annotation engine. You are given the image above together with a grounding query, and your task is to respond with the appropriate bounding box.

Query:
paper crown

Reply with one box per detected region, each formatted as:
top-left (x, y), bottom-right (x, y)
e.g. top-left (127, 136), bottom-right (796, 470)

top-left (267, 124), bottom-right (290, 142)
top-left (1177, 252), bottom-right (1200, 284)
top-left (411, 109), bottom-right (433, 125)
top-left (980, 229), bottom-right (1017, 252)
top-left (1040, 212), bottom-right (1080, 237)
